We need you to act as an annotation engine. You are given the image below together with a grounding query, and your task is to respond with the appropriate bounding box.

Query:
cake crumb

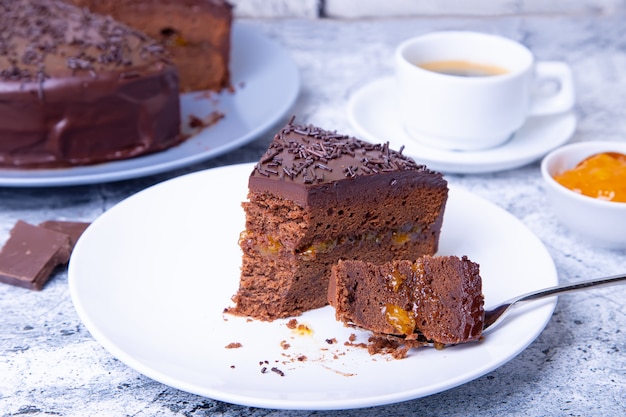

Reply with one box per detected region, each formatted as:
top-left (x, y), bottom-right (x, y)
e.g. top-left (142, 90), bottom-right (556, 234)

top-left (344, 340), bottom-right (368, 349)
top-left (325, 338), bottom-right (337, 344)
top-left (280, 340), bottom-right (290, 350)
top-left (367, 336), bottom-right (417, 359)
top-left (270, 367), bottom-right (285, 377)
top-left (225, 342), bottom-right (242, 349)
top-left (344, 333), bottom-right (367, 349)
top-left (286, 319), bottom-right (298, 329)
top-left (188, 111), bottom-right (224, 130)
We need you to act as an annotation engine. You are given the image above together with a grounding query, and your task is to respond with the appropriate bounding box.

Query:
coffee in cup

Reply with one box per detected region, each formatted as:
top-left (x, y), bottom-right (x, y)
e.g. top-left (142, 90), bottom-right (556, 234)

top-left (417, 60), bottom-right (509, 77)
top-left (394, 31), bottom-right (575, 151)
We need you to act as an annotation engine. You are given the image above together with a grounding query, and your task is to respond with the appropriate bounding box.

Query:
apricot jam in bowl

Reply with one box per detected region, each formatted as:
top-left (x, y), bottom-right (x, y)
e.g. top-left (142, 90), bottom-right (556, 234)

top-left (541, 141), bottom-right (626, 249)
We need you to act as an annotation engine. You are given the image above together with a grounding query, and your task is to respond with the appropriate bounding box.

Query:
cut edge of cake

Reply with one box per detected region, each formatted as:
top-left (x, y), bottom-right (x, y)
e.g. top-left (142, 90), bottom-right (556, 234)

top-left (328, 255), bottom-right (485, 347)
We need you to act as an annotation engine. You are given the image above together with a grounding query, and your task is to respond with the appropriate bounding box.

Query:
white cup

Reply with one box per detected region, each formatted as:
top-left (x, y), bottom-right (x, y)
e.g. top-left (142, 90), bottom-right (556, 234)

top-left (395, 31), bottom-right (575, 151)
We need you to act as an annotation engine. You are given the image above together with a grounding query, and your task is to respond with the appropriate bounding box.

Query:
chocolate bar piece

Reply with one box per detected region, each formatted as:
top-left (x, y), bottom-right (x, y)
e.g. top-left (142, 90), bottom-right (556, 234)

top-left (38, 221), bottom-right (90, 249)
top-left (0, 221), bottom-right (72, 290)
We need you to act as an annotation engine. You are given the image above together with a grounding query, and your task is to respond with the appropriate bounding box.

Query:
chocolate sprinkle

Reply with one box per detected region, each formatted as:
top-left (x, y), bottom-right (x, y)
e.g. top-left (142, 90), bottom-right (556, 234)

top-left (0, 0), bottom-right (170, 83)
top-left (253, 118), bottom-right (427, 183)
top-left (270, 367), bottom-right (285, 377)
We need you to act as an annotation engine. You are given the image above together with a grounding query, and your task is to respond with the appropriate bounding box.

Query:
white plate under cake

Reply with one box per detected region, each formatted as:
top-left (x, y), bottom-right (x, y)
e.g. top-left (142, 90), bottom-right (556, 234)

top-left (69, 163), bottom-right (558, 410)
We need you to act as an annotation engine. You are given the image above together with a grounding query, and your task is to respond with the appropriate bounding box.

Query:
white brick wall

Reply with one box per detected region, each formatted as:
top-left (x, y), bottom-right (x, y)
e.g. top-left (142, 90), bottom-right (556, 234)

top-left (230, 0), bottom-right (319, 18)
top-left (325, 0), bottom-right (518, 17)
top-left (518, 0), bottom-right (622, 14)
top-left (230, 0), bottom-right (625, 18)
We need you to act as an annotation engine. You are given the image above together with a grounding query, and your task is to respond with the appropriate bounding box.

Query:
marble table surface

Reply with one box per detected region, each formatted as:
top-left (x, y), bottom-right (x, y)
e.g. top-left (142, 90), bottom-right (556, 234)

top-left (2, 14), bottom-right (625, 417)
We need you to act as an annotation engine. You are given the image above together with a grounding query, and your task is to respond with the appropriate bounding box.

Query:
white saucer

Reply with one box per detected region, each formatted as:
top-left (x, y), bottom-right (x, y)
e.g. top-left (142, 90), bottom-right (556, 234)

top-left (348, 77), bottom-right (577, 174)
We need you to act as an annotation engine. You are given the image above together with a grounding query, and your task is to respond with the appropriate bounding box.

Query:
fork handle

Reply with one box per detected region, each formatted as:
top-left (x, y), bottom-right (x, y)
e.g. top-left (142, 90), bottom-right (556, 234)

top-left (483, 273), bottom-right (626, 332)
top-left (517, 273), bottom-right (626, 303)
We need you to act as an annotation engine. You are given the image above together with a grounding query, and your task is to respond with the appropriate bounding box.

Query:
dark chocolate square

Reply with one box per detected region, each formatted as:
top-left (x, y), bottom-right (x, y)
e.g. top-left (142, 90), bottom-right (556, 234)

top-left (0, 221), bottom-right (72, 290)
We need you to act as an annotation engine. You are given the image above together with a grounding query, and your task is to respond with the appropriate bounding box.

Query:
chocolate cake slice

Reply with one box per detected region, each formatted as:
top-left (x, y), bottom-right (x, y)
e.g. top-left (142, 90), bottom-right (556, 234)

top-left (228, 119), bottom-right (448, 321)
top-left (328, 256), bottom-right (485, 345)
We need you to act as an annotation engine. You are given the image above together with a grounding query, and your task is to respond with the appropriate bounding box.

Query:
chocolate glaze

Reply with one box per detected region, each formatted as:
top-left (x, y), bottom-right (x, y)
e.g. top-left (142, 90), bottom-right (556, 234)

top-left (0, 0), bottom-right (182, 168)
top-left (249, 118), bottom-right (446, 206)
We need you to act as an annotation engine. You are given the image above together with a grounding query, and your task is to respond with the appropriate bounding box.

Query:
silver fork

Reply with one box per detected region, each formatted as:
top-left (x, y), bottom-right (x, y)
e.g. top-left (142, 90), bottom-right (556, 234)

top-left (483, 273), bottom-right (626, 334)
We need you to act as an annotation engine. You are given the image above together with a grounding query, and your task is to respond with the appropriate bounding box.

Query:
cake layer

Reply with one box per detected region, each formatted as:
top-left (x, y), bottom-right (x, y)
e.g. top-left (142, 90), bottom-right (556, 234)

top-left (0, 0), bottom-right (182, 168)
top-left (328, 256), bottom-right (485, 345)
top-left (230, 120), bottom-right (449, 321)
top-left (248, 122), bottom-right (448, 250)
top-left (66, 0), bottom-right (233, 92)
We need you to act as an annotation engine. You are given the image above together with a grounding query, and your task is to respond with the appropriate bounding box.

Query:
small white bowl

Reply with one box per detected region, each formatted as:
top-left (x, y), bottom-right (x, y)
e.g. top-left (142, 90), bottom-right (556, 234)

top-left (541, 141), bottom-right (626, 249)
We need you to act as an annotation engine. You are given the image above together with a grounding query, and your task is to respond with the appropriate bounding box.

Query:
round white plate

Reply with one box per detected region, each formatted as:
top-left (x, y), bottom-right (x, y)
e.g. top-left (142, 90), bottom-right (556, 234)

top-left (0, 24), bottom-right (299, 187)
top-left (69, 163), bottom-right (557, 411)
top-left (348, 77), bottom-right (576, 174)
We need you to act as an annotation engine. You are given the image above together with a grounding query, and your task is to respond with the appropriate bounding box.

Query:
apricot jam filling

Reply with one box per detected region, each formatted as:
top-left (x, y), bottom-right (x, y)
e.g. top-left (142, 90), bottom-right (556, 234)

top-left (383, 304), bottom-right (416, 335)
top-left (386, 267), bottom-right (407, 293)
top-left (295, 224), bottom-right (424, 260)
top-left (554, 152), bottom-right (626, 202)
top-left (239, 231), bottom-right (283, 256)
top-left (242, 222), bottom-right (427, 259)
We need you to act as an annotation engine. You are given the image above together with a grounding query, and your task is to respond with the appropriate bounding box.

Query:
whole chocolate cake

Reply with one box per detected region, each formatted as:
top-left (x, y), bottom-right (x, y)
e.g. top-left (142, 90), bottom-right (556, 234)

top-left (65, 0), bottom-right (233, 92)
top-left (228, 119), bottom-right (449, 321)
top-left (0, 0), bottom-right (182, 168)
top-left (328, 256), bottom-right (485, 345)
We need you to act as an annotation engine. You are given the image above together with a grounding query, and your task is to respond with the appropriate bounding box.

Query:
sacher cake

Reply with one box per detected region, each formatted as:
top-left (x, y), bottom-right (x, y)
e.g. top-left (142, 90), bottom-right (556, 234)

top-left (228, 119), bottom-right (449, 321)
top-left (0, 0), bottom-right (182, 168)
top-left (328, 256), bottom-right (485, 346)
top-left (66, 0), bottom-right (233, 92)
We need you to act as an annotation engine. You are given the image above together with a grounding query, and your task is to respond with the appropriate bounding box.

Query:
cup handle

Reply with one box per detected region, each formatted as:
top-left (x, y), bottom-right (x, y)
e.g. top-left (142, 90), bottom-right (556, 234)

top-left (528, 61), bottom-right (575, 116)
